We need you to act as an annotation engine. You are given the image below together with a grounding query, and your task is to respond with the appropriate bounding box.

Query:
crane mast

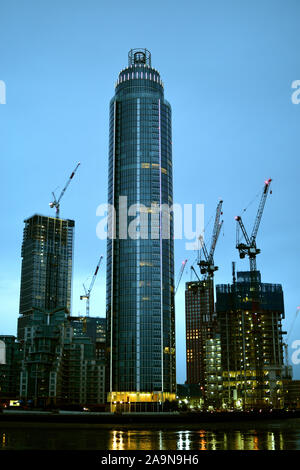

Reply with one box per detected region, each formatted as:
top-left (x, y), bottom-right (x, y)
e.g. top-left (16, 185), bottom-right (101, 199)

top-left (235, 178), bottom-right (272, 272)
top-left (80, 255), bottom-right (103, 317)
top-left (49, 162), bottom-right (81, 218)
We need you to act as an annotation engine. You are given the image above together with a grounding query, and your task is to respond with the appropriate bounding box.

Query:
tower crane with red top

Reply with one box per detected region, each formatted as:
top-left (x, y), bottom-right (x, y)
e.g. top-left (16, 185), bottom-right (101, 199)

top-left (80, 255), bottom-right (103, 317)
top-left (49, 162), bottom-right (81, 218)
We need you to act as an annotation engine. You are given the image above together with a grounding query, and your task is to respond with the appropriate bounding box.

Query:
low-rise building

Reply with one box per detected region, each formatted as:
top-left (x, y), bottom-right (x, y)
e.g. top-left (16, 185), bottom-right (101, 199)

top-left (17, 308), bottom-right (105, 408)
top-left (0, 336), bottom-right (21, 405)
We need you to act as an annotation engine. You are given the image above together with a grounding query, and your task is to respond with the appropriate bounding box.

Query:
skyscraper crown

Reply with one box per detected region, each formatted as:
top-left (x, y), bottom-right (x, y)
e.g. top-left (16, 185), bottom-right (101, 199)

top-left (128, 48), bottom-right (151, 67)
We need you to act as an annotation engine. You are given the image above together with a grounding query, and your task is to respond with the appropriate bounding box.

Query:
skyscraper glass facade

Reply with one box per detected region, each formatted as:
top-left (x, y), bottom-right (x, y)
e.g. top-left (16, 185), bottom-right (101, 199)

top-left (19, 214), bottom-right (74, 316)
top-left (106, 49), bottom-right (175, 403)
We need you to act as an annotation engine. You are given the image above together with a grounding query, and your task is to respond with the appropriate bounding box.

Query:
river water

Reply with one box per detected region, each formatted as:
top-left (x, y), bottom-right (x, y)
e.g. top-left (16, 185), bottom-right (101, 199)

top-left (1, 419), bottom-right (300, 450)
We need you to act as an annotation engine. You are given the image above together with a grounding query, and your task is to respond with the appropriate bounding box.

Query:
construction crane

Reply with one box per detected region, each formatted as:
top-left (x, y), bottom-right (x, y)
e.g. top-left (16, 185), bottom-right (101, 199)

top-left (284, 307), bottom-right (300, 369)
top-left (232, 261), bottom-right (236, 284)
top-left (190, 265), bottom-right (201, 282)
top-left (175, 259), bottom-right (188, 295)
top-left (235, 178), bottom-right (272, 272)
top-left (80, 255), bottom-right (103, 317)
top-left (197, 200), bottom-right (223, 280)
top-left (49, 162), bottom-right (81, 218)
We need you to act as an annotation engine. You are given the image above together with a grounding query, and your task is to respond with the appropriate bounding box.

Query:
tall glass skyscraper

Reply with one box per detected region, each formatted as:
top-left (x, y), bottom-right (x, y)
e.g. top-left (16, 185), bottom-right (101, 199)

top-left (106, 49), bottom-right (176, 408)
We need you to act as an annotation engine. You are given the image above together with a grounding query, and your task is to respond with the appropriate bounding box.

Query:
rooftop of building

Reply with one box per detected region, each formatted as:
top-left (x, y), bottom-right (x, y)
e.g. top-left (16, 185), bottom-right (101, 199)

top-left (24, 213), bottom-right (75, 224)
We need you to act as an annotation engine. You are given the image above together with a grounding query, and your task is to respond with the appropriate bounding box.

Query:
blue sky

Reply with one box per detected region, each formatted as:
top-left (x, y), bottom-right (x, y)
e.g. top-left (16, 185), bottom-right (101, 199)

top-left (0, 0), bottom-right (299, 383)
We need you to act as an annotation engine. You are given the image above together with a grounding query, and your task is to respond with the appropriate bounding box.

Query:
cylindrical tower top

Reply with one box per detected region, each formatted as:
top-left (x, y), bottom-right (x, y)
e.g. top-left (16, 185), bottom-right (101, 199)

top-left (128, 48), bottom-right (151, 67)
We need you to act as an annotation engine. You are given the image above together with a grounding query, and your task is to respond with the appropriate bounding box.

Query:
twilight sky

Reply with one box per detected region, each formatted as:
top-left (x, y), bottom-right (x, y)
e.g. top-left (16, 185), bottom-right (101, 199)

top-left (0, 0), bottom-right (299, 382)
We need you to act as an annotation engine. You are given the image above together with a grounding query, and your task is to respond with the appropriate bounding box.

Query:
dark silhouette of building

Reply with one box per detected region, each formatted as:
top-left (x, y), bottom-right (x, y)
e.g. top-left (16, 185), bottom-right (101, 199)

top-left (0, 336), bottom-right (21, 404)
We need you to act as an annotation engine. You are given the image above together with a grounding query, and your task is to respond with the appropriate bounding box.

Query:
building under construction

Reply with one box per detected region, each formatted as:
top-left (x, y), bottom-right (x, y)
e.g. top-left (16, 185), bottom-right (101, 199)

top-left (185, 201), bottom-right (223, 404)
top-left (0, 164), bottom-right (107, 408)
top-left (216, 270), bottom-right (285, 409)
top-left (212, 178), bottom-right (285, 409)
top-left (19, 214), bottom-right (74, 317)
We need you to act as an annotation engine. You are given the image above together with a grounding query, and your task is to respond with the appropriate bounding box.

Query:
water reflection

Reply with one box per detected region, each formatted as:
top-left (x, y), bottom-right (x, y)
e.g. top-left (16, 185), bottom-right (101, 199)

top-left (112, 430), bottom-right (124, 450)
top-left (268, 432), bottom-right (275, 450)
top-left (177, 431), bottom-right (190, 450)
top-left (253, 434), bottom-right (259, 451)
top-left (0, 424), bottom-right (299, 450)
top-left (108, 428), bottom-right (293, 451)
top-left (110, 430), bottom-right (162, 451)
top-left (198, 430), bottom-right (207, 450)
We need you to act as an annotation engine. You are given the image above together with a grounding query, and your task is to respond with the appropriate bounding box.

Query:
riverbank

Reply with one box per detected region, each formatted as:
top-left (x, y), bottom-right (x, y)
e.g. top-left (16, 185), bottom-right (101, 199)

top-left (1, 409), bottom-right (299, 424)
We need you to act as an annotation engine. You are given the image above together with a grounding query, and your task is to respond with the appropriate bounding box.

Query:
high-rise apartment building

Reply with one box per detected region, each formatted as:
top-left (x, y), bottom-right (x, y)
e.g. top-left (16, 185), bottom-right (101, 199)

top-left (185, 280), bottom-right (215, 391)
top-left (106, 49), bottom-right (175, 408)
top-left (19, 214), bottom-right (74, 316)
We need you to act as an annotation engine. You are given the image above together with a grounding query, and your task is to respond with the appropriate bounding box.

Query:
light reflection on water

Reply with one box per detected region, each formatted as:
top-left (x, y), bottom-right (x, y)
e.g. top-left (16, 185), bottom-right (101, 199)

top-left (106, 427), bottom-right (297, 451)
top-left (0, 423), bottom-right (300, 450)
top-left (177, 431), bottom-right (190, 450)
